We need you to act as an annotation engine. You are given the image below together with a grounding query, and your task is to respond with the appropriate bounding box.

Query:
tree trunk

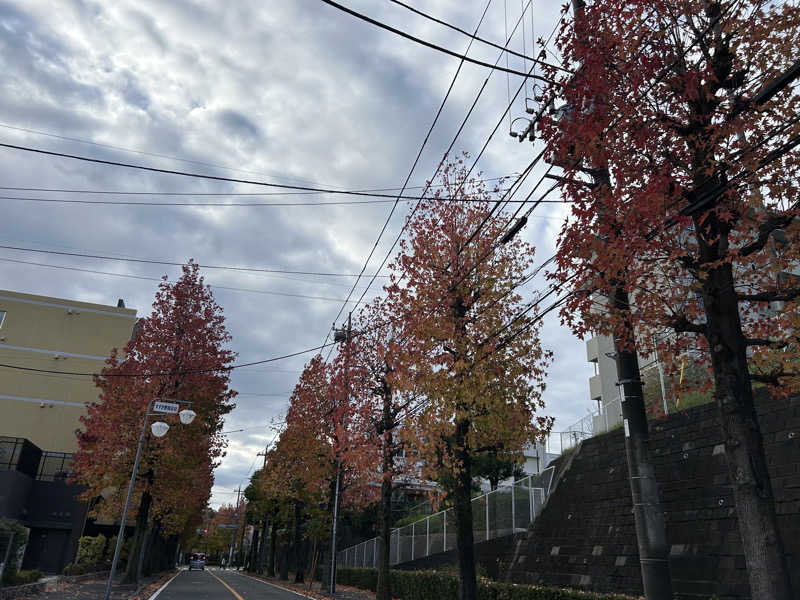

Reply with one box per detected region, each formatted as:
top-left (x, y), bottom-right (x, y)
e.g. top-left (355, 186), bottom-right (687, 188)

top-left (268, 520), bottom-right (278, 577)
top-left (279, 534), bottom-right (290, 580)
top-left (376, 445), bottom-right (393, 600)
top-left (453, 420), bottom-right (477, 600)
top-left (122, 490), bottom-right (152, 584)
top-left (293, 501), bottom-right (305, 582)
top-left (249, 528), bottom-right (259, 572)
top-left (701, 260), bottom-right (792, 599)
top-left (257, 517), bottom-right (269, 574)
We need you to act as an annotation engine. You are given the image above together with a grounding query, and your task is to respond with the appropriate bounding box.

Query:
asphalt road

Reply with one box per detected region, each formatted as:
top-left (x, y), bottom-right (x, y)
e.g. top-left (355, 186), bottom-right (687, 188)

top-left (155, 569), bottom-right (307, 600)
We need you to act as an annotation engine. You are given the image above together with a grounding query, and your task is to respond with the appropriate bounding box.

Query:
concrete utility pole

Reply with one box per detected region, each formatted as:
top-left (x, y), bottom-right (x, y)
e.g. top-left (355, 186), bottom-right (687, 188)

top-left (228, 485), bottom-right (241, 568)
top-left (329, 312), bottom-right (351, 597)
top-left (566, 2), bottom-right (673, 597)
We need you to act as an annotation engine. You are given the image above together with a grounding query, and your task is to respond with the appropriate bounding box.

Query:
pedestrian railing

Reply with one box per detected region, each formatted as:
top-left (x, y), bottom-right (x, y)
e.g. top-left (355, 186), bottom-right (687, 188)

top-left (337, 470), bottom-right (552, 568)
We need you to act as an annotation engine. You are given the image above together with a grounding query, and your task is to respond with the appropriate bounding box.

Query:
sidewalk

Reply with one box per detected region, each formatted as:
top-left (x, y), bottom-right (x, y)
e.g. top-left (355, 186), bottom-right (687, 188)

top-left (35, 570), bottom-right (175, 600)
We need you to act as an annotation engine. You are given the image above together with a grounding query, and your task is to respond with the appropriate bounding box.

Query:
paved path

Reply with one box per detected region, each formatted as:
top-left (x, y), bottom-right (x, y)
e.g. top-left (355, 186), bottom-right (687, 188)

top-left (155, 569), bottom-right (310, 600)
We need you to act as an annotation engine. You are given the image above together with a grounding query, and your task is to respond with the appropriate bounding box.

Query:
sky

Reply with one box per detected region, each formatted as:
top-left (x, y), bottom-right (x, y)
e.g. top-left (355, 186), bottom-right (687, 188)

top-left (0, 0), bottom-right (596, 509)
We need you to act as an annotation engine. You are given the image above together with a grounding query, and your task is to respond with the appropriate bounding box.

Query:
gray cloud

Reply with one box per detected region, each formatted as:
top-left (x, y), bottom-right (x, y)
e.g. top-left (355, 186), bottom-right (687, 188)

top-left (0, 0), bottom-right (591, 508)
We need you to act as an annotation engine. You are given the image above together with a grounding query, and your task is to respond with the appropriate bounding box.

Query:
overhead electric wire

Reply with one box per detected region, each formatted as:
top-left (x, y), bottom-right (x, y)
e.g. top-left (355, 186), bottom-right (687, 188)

top-left (388, 0), bottom-right (572, 72)
top-left (321, 0), bottom-right (495, 354)
top-left (0, 256), bottom-right (363, 303)
top-left (0, 244), bottom-right (390, 278)
top-left (0, 142), bottom-right (566, 204)
top-left (317, 0), bottom-right (555, 83)
top-left (330, 2), bottom-right (550, 359)
top-left (0, 341), bottom-right (338, 378)
top-left (0, 176), bottom-right (511, 197)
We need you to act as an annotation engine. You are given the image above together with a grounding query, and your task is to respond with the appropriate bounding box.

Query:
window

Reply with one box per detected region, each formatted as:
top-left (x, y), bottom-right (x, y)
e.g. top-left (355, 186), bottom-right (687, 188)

top-left (0, 310), bottom-right (5, 328)
top-left (0, 437), bottom-right (24, 471)
top-left (36, 452), bottom-right (74, 481)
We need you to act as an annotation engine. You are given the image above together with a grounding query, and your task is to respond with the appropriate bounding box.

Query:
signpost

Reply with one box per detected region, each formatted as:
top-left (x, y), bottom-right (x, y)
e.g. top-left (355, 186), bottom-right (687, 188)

top-left (153, 400), bottom-right (179, 414)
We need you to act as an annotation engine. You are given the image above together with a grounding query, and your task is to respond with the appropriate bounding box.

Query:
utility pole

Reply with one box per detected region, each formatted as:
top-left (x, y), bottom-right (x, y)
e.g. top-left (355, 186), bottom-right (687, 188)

top-left (565, 2), bottom-right (673, 597)
top-left (228, 485), bottom-right (241, 569)
top-left (329, 312), bottom-right (351, 597)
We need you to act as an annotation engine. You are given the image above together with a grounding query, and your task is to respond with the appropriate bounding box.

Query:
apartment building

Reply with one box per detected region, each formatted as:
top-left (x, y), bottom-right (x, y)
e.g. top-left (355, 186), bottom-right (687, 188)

top-left (0, 289), bottom-right (137, 573)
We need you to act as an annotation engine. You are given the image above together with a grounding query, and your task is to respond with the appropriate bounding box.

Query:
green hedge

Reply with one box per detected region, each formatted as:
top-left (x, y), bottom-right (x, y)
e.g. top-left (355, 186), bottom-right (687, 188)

top-left (5, 570), bottom-right (42, 586)
top-left (336, 568), bottom-right (638, 600)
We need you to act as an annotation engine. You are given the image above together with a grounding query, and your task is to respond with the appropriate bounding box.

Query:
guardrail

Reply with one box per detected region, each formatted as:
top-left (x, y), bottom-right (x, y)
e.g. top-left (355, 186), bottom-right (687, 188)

top-left (337, 469), bottom-right (553, 568)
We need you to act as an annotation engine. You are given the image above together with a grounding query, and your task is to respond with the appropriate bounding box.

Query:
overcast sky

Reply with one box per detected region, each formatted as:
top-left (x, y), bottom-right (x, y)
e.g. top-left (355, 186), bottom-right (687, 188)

top-left (0, 0), bottom-right (595, 509)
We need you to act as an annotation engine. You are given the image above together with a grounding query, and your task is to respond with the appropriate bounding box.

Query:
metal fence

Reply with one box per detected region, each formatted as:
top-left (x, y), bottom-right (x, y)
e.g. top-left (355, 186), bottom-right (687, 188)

top-left (337, 472), bottom-right (549, 568)
top-left (560, 395), bottom-right (624, 452)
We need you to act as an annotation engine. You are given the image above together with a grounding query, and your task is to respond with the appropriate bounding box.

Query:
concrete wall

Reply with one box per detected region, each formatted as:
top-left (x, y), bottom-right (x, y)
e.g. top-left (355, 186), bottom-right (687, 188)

top-left (504, 391), bottom-right (800, 599)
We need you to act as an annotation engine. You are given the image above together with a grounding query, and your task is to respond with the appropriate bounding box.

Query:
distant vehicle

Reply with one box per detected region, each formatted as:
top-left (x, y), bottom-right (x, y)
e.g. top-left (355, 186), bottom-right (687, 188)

top-left (188, 552), bottom-right (206, 571)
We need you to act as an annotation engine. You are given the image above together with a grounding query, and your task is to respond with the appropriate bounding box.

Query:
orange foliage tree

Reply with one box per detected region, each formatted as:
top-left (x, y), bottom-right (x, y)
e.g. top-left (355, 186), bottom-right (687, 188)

top-left (539, 1), bottom-right (799, 596)
top-left (386, 158), bottom-right (552, 600)
top-left (73, 262), bottom-right (235, 583)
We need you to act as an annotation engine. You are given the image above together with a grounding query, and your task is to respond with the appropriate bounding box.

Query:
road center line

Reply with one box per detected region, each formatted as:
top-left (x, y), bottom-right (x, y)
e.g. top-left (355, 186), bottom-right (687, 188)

top-left (208, 570), bottom-right (247, 600)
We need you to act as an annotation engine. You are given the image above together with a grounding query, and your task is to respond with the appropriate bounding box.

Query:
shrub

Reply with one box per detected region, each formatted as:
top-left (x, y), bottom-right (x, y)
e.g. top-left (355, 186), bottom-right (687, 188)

top-left (5, 570), bottom-right (42, 586)
top-left (0, 518), bottom-right (30, 585)
top-left (336, 568), bottom-right (639, 600)
top-left (75, 535), bottom-right (106, 567)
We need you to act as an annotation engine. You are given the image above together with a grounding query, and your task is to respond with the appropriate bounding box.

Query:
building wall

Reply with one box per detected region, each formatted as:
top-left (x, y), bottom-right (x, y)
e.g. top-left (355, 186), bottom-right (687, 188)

top-left (0, 290), bottom-right (137, 453)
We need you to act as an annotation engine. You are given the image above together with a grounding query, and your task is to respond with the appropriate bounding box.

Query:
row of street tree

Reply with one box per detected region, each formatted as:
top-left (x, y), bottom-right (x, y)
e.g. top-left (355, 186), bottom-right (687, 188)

top-left (247, 159), bottom-right (554, 600)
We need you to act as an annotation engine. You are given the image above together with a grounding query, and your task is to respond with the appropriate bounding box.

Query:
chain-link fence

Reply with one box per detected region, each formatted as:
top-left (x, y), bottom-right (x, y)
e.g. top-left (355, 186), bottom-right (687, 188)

top-left (337, 472), bottom-right (549, 568)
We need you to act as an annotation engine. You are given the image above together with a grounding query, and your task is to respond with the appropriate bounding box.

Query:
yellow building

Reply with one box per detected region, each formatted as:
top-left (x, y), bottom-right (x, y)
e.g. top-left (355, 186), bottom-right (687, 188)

top-left (0, 289), bottom-right (137, 453)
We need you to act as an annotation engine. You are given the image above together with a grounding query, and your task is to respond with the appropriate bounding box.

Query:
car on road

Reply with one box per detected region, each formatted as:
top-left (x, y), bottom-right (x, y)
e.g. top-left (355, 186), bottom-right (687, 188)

top-left (188, 552), bottom-right (206, 571)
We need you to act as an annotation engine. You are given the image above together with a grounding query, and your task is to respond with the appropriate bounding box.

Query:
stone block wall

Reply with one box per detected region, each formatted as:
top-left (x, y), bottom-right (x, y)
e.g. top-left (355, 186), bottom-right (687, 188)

top-left (504, 392), bottom-right (800, 599)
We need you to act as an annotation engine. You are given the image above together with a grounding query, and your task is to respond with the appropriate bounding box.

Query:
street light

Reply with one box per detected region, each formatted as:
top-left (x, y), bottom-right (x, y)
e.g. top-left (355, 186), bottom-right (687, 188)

top-left (104, 398), bottom-right (194, 600)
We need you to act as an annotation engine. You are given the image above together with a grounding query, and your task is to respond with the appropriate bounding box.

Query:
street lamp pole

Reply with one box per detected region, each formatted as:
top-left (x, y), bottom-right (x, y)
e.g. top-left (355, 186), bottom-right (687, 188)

top-left (103, 398), bottom-right (195, 600)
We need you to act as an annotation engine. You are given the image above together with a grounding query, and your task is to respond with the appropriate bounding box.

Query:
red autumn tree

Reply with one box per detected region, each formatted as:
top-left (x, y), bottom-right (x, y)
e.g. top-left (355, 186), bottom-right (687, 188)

top-left (386, 157), bottom-right (552, 600)
top-left (73, 261), bottom-right (236, 583)
top-left (539, 1), bottom-right (799, 596)
top-left (340, 297), bottom-right (417, 600)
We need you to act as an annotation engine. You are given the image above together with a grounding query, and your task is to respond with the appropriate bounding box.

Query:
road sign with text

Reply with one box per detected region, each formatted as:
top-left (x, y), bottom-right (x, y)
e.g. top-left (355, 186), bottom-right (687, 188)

top-left (153, 400), bottom-right (179, 414)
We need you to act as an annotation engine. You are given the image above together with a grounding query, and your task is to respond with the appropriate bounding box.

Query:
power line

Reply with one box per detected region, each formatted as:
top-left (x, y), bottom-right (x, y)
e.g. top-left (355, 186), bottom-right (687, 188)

top-left (0, 145), bottom-right (574, 205)
top-left (325, 5), bottom-right (556, 361)
top-left (317, 0), bottom-right (555, 83)
top-left (0, 341), bottom-right (337, 378)
top-left (0, 194), bottom-right (410, 207)
top-left (388, 0), bottom-right (573, 73)
top-left (0, 256), bottom-right (363, 303)
top-left (0, 245), bottom-right (390, 278)
top-left (0, 142), bottom-right (505, 203)
top-left (321, 0), bottom-right (495, 351)
top-left (0, 177), bottom-right (511, 197)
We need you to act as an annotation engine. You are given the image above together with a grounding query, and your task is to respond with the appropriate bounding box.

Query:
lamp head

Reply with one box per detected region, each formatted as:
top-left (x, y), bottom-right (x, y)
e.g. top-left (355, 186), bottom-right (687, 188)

top-left (151, 421), bottom-right (170, 438)
top-left (179, 409), bottom-right (197, 425)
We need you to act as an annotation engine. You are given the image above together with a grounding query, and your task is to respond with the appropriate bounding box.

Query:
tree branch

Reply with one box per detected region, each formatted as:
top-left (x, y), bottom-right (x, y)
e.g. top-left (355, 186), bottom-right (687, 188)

top-left (737, 287), bottom-right (800, 302)
top-left (745, 338), bottom-right (788, 348)
top-left (738, 212), bottom-right (796, 257)
top-left (670, 314), bottom-right (708, 335)
top-left (751, 371), bottom-right (799, 385)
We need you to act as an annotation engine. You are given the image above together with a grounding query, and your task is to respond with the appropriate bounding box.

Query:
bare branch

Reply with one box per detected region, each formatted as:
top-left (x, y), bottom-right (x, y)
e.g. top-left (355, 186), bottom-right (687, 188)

top-left (738, 212), bottom-right (796, 257)
top-left (738, 287), bottom-right (800, 302)
top-left (670, 314), bottom-right (708, 334)
top-left (751, 371), bottom-right (800, 385)
top-left (745, 338), bottom-right (789, 348)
